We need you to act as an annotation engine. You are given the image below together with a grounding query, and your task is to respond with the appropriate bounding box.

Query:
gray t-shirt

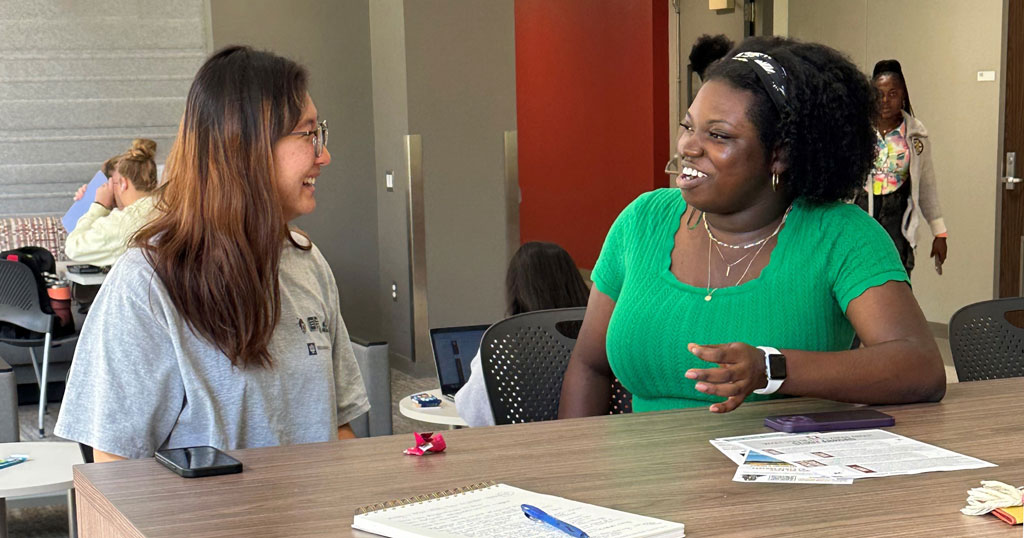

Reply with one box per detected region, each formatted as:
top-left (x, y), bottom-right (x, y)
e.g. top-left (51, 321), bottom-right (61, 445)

top-left (55, 239), bottom-right (370, 458)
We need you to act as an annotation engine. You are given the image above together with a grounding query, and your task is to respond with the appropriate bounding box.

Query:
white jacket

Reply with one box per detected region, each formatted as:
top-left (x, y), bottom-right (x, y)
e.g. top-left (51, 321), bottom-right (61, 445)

top-left (865, 111), bottom-right (947, 249)
top-left (64, 195), bottom-right (156, 266)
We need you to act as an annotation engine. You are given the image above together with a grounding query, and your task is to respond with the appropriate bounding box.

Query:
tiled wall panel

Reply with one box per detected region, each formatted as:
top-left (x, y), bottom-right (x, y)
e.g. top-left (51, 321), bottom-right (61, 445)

top-left (0, 0), bottom-right (207, 216)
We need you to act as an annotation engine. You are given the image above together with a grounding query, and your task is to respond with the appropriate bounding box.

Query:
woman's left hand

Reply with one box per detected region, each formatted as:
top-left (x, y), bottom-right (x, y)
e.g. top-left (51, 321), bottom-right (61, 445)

top-left (930, 236), bottom-right (947, 264)
top-left (685, 342), bottom-right (766, 413)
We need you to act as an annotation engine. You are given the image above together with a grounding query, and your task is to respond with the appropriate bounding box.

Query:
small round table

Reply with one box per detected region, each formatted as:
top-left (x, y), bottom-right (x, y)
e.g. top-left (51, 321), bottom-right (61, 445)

top-left (398, 389), bottom-right (468, 428)
top-left (0, 441), bottom-right (84, 538)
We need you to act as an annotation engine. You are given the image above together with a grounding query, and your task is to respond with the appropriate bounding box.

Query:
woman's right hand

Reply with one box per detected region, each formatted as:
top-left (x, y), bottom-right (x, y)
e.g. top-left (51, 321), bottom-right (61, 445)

top-left (94, 181), bottom-right (115, 210)
top-left (73, 183), bottom-right (88, 201)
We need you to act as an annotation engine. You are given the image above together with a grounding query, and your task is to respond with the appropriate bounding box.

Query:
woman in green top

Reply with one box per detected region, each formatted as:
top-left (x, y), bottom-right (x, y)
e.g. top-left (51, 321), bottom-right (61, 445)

top-left (559, 37), bottom-right (946, 416)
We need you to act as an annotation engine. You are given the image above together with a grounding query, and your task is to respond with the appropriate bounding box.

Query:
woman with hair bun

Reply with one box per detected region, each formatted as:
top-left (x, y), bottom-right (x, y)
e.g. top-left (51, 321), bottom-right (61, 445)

top-left (560, 37), bottom-right (946, 418)
top-left (853, 59), bottom-right (948, 275)
top-left (64, 138), bottom-right (159, 266)
top-left (57, 46), bottom-right (369, 461)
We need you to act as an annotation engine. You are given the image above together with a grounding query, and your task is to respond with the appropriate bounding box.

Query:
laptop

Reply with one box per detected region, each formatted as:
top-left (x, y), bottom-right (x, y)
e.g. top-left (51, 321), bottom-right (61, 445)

top-left (429, 324), bottom-right (490, 399)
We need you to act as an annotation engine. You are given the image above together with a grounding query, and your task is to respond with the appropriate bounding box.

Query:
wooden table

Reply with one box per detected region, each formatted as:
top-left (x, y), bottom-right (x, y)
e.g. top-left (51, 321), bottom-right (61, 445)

top-left (398, 388), bottom-right (468, 428)
top-left (73, 378), bottom-right (1024, 537)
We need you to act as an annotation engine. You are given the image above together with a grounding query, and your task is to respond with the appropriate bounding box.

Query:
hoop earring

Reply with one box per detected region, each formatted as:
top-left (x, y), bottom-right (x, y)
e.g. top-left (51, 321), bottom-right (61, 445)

top-left (771, 172), bottom-right (780, 192)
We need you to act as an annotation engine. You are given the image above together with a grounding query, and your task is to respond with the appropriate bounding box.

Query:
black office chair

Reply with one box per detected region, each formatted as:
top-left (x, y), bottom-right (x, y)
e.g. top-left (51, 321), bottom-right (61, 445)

top-left (480, 307), bottom-right (631, 424)
top-left (0, 260), bottom-right (78, 435)
top-left (948, 297), bottom-right (1024, 382)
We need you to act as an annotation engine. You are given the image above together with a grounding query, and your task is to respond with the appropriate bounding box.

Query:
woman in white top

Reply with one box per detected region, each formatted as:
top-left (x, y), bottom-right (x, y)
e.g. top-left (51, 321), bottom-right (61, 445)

top-left (56, 46), bottom-right (369, 460)
top-left (64, 139), bottom-right (158, 267)
top-left (455, 242), bottom-right (590, 426)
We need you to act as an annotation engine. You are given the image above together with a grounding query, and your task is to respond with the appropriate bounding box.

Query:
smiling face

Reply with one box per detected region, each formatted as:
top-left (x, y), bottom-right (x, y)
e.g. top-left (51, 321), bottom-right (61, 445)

top-left (874, 74), bottom-right (905, 124)
top-left (676, 79), bottom-right (773, 214)
top-left (272, 93), bottom-right (331, 222)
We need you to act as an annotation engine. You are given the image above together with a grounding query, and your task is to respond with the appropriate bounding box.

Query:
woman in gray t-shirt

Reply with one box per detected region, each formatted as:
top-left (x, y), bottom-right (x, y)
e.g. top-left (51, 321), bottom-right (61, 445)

top-left (56, 46), bottom-right (369, 460)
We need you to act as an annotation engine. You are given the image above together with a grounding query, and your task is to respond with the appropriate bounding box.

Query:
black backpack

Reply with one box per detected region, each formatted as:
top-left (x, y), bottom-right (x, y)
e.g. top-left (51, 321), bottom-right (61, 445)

top-left (0, 246), bottom-right (75, 339)
top-left (1, 246), bottom-right (56, 315)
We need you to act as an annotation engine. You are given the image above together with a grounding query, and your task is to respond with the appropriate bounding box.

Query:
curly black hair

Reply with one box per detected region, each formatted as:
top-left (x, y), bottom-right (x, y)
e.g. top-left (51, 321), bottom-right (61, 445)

top-left (689, 34), bottom-right (734, 80)
top-left (703, 36), bottom-right (876, 204)
top-left (872, 59), bottom-right (915, 116)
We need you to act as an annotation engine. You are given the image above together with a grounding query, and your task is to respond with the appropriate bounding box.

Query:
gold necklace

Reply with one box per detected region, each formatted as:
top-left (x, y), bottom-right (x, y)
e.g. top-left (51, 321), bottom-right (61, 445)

top-left (704, 204), bottom-right (793, 302)
top-left (704, 216), bottom-right (772, 250)
top-left (713, 242), bottom-right (754, 277)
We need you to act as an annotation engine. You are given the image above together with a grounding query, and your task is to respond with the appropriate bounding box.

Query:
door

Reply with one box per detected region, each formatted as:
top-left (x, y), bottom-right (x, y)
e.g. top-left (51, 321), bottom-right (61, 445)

top-left (999, 0), bottom-right (1024, 297)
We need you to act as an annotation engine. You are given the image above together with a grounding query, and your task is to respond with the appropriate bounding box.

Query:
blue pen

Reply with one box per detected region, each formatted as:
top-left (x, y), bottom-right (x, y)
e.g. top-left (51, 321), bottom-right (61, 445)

top-left (522, 504), bottom-right (590, 538)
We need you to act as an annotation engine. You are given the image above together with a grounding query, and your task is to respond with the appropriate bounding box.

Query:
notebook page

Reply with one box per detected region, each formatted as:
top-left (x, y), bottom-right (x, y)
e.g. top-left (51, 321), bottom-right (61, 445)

top-left (352, 483), bottom-right (684, 538)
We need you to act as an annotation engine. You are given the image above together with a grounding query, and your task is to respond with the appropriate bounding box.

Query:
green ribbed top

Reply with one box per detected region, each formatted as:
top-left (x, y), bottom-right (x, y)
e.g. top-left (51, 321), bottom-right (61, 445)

top-left (592, 189), bottom-right (908, 412)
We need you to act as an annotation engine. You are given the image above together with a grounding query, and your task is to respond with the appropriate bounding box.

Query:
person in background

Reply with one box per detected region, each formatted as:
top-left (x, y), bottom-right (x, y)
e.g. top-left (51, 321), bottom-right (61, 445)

top-left (559, 37), bottom-right (945, 418)
top-left (64, 139), bottom-right (159, 267)
top-left (56, 46), bottom-right (369, 460)
top-left (853, 59), bottom-right (948, 275)
top-left (455, 241), bottom-right (590, 426)
top-left (689, 34), bottom-right (734, 82)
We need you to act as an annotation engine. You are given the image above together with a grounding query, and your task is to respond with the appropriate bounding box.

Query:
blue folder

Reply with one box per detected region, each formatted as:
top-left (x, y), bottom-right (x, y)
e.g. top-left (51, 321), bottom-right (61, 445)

top-left (62, 171), bottom-right (108, 233)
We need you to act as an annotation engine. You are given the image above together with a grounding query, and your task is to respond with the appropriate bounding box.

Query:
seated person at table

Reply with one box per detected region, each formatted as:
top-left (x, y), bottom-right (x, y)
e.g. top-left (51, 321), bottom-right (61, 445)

top-left (65, 139), bottom-right (159, 267)
top-left (456, 241), bottom-right (590, 426)
top-left (558, 37), bottom-right (945, 417)
top-left (55, 46), bottom-right (369, 461)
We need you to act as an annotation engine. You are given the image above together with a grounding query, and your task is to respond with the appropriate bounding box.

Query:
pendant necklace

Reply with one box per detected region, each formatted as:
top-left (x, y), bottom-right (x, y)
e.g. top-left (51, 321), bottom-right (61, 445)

top-left (704, 204), bottom-right (793, 302)
top-left (713, 242), bottom-right (754, 277)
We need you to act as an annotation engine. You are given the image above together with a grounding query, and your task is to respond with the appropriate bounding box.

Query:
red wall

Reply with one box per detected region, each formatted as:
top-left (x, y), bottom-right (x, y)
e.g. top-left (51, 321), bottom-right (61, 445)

top-left (515, 0), bottom-right (669, 268)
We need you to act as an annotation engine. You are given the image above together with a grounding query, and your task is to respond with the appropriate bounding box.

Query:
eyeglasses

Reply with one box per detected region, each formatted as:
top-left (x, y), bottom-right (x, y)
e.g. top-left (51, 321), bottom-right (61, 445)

top-left (289, 119), bottom-right (329, 157)
top-left (664, 153), bottom-right (683, 176)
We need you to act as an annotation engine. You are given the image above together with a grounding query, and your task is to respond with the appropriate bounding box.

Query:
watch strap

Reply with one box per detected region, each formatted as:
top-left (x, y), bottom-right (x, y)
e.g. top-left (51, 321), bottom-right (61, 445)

top-left (753, 346), bottom-right (784, 395)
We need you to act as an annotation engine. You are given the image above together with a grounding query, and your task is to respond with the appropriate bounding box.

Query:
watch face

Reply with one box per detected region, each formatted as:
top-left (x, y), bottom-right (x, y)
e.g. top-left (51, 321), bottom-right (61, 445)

top-left (767, 354), bottom-right (787, 379)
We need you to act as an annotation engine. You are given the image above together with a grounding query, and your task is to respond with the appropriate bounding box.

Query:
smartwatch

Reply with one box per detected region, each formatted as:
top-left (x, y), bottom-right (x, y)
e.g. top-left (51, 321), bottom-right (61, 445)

top-left (753, 346), bottom-right (786, 395)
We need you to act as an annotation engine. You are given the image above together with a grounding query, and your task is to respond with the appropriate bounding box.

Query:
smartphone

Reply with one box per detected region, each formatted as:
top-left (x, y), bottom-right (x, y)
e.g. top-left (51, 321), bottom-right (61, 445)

top-left (67, 264), bottom-right (102, 274)
top-left (155, 446), bottom-right (243, 478)
top-left (764, 409), bottom-right (895, 433)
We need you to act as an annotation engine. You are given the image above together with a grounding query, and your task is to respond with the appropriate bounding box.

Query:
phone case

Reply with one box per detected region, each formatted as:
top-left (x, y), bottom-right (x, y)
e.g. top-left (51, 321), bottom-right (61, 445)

top-left (764, 409), bottom-right (895, 433)
top-left (68, 264), bottom-right (102, 274)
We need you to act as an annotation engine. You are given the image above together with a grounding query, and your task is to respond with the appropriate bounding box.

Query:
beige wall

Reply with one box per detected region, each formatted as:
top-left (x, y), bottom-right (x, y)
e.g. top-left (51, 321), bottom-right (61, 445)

top-left (210, 0), bottom-right (382, 340)
top-left (404, 1), bottom-right (516, 333)
top-left (669, 1), bottom-right (747, 185)
top-left (368, 0), bottom-right (414, 362)
top-left (371, 1), bottom-right (516, 372)
top-left (789, 0), bottom-right (1004, 324)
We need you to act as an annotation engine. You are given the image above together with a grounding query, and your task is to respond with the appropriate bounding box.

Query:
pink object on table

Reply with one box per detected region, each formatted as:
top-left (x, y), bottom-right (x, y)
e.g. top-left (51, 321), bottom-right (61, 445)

top-left (403, 432), bottom-right (447, 456)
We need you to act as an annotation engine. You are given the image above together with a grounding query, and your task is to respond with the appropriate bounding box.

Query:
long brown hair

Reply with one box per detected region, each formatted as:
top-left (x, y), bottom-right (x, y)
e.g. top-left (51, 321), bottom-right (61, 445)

top-left (116, 138), bottom-right (158, 192)
top-left (134, 46), bottom-right (309, 369)
top-left (506, 242), bottom-right (590, 316)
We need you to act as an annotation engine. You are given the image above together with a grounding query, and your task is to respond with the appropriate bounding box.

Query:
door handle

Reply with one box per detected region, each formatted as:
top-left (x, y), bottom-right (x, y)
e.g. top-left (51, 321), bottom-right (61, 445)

top-left (1005, 152), bottom-right (1023, 190)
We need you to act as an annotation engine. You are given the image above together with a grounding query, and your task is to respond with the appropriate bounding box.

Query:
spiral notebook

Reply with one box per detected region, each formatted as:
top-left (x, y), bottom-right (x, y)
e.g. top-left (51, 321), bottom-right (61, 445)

top-left (352, 482), bottom-right (685, 538)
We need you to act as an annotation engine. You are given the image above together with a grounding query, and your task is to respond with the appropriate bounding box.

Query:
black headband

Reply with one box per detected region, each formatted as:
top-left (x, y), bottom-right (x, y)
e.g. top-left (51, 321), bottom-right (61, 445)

top-left (731, 51), bottom-right (788, 113)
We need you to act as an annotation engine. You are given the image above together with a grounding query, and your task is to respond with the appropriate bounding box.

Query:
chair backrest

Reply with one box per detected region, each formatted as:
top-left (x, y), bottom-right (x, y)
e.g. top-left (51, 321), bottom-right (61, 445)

top-left (949, 297), bottom-right (1024, 382)
top-left (0, 259), bottom-right (53, 335)
top-left (480, 307), bottom-right (631, 424)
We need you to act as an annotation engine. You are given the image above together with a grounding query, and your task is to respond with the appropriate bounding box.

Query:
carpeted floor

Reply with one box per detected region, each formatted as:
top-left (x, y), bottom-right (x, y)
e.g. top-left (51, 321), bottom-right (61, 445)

top-left (6, 506), bottom-right (69, 538)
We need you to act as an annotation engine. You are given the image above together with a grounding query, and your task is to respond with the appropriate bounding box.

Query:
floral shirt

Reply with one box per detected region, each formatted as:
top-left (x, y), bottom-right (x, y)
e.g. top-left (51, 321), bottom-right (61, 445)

top-left (869, 119), bottom-right (910, 195)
